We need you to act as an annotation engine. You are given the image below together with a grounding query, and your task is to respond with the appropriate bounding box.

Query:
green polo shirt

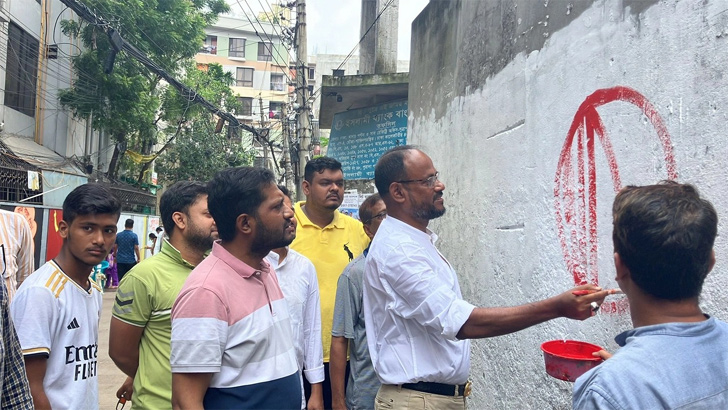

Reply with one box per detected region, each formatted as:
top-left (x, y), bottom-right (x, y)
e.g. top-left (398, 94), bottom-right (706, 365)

top-left (113, 239), bottom-right (195, 410)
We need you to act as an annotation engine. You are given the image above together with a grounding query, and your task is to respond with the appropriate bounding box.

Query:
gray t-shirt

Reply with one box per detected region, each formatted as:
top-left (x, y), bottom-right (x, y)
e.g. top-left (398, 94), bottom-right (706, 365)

top-left (332, 253), bottom-right (380, 410)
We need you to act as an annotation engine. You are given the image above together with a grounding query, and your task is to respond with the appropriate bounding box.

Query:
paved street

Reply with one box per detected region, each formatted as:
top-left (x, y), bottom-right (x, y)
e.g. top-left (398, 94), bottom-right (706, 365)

top-left (98, 288), bottom-right (130, 409)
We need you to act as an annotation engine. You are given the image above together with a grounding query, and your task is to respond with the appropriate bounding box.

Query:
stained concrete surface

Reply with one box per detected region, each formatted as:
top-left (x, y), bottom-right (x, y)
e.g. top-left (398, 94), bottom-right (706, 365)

top-left (98, 289), bottom-right (130, 409)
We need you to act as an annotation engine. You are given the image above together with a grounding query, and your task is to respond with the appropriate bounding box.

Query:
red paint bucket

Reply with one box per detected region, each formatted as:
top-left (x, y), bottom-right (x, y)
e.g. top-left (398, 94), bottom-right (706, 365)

top-left (540, 340), bottom-right (604, 382)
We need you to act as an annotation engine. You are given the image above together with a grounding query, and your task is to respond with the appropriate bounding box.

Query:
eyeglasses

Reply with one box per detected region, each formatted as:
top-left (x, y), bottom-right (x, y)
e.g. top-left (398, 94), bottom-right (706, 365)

top-left (397, 172), bottom-right (440, 188)
top-left (363, 211), bottom-right (387, 225)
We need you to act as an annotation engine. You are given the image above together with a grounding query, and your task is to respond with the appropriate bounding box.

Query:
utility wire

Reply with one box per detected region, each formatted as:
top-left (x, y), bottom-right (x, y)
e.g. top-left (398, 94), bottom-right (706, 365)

top-left (55, 0), bottom-right (258, 136)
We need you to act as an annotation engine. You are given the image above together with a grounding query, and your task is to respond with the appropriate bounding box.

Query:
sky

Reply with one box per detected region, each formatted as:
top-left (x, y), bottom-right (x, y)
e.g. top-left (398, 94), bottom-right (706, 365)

top-left (228, 0), bottom-right (430, 60)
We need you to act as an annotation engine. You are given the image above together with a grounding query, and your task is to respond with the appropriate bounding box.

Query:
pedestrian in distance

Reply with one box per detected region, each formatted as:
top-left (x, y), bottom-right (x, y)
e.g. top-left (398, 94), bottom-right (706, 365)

top-left (290, 157), bottom-right (370, 409)
top-left (110, 181), bottom-right (217, 409)
top-left (573, 181), bottom-right (728, 409)
top-left (11, 183), bottom-right (121, 410)
top-left (115, 218), bottom-right (140, 282)
top-left (266, 185), bottom-right (325, 410)
top-left (362, 146), bottom-right (611, 409)
top-left (170, 167), bottom-right (301, 409)
top-left (331, 193), bottom-right (387, 410)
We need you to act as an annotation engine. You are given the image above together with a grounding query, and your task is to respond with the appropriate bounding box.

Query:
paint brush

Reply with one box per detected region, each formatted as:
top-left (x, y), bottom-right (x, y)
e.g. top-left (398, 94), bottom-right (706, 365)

top-left (572, 289), bottom-right (623, 296)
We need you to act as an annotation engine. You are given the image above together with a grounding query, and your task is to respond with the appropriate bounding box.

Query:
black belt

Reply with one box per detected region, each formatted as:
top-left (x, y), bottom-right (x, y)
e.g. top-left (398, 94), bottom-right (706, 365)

top-left (401, 381), bottom-right (469, 397)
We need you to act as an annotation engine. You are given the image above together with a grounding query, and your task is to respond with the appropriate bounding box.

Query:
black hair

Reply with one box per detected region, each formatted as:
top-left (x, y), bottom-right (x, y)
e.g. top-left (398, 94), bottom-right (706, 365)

top-left (374, 145), bottom-right (418, 197)
top-left (304, 157), bottom-right (342, 182)
top-left (149, 233), bottom-right (157, 239)
top-left (612, 181), bottom-right (718, 300)
top-left (160, 181), bottom-right (208, 237)
top-left (62, 184), bottom-right (121, 225)
top-left (207, 167), bottom-right (275, 241)
top-left (125, 218), bottom-right (134, 228)
top-left (156, 226), bottom-right (163, 233)
top-left (277, 184), bottom-right (291, 200)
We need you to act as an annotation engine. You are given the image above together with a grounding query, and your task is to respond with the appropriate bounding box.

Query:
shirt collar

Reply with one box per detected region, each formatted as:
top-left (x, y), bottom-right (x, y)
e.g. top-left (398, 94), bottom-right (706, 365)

top-left (159, 238), bottom-right (196, 269)
top-left (294, 200), bottom-right (344, 229)
top-left (385, 215), bottom-right (439, 245)
top-left (615, 315), bottom-right (715, 347)
top-left (210, 241), bottom-right (270, 279)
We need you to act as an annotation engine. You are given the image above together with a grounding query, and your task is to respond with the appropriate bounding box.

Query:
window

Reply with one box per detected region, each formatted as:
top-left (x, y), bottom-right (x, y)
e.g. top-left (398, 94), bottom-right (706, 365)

top-left (308, 67), bottom-right (315, 80)
top-left (229, 38), bottom-right (245, 58)
top-left (236, 67), bottom-right (254, 87)
top-left (237, 97), bottom-right (253, 116)
top-left (270, 73), bottom-right (284, 91)
top-left (257, 42), bottom-right (273, 61)
top-left (5, 22), bottom-right (39, 117)
top-left (200, 35), bottom-right (217, 54)
top-left (269, 101), bottom-right (283, 119)
top-left (307, 85), bottom-right (314, 95)
top-left (332, 69), bottom-right (345, 77)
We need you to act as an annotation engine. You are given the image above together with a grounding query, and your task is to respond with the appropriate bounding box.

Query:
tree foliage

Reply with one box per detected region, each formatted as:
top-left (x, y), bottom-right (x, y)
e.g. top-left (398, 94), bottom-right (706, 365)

top-left (154, 63), bottom-right (254, 183)
top-left (58, 0), bottom-right (229, 179)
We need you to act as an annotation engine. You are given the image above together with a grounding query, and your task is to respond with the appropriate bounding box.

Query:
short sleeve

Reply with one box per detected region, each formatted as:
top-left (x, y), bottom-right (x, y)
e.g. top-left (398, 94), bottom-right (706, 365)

top-left (112, 274), bottom-right (151, 327)
top-left (10, 286), bottom-right (56, 356)
top-left (331, 274), bottom-right (356, 339)
top-left (170, 287), bottom-right (229, 373)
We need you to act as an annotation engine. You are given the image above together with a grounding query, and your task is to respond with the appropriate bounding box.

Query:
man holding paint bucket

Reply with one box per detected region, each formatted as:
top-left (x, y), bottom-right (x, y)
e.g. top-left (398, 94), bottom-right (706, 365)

top-left (572, 181), bottom-right (728, 409)
top-left (362, 146), bottom-right (610, 409)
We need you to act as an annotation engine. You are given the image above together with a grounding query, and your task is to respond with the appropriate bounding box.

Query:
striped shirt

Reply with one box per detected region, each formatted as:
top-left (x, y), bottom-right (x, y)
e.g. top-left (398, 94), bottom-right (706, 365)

top-left (0, 210), bottom-right (34, 302)
top-left (10, 260), bottom-right (103, 410)
top-left (171, 242), bottom-right (301, 409)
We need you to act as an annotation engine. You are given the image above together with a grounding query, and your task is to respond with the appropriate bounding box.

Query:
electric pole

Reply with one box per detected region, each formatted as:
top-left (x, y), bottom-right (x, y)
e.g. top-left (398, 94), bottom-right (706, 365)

top-left (294, 0), bottom-right (310, 201)
top-left (281, 103), bottom-right (295, 192)
top-left (259, 95), bottom-right (270, 169)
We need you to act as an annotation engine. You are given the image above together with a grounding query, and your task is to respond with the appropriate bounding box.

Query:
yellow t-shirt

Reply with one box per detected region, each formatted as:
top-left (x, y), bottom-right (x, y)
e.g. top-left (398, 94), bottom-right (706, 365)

top-left (291, 201), bottom-right (370, 362)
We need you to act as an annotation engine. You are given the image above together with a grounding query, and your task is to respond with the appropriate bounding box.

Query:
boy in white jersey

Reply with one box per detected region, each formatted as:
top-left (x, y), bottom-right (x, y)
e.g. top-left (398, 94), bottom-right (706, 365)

top-left (11, 184), bottom-right (121, 410)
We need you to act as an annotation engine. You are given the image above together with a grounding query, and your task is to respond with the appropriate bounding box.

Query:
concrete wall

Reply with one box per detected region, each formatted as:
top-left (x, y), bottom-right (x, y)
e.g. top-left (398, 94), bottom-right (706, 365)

top-left (409, 0), bottom-right (728, 408)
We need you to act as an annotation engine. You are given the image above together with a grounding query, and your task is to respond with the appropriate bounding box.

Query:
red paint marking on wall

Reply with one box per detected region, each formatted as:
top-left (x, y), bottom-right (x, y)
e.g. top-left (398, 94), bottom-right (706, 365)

top-left (554, 86), bottom-right (678, 314)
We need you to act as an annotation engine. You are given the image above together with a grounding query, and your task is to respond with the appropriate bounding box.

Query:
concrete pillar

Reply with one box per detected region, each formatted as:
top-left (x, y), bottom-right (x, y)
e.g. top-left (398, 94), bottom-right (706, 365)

top-left (359, 0), bottom-right (377, 75)
top-left (374, 0), bottom-right (398, 74)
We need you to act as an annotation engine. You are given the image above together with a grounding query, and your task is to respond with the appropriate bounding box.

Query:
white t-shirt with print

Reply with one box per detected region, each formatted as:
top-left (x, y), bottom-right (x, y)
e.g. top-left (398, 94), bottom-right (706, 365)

top-left (10, 260), bottom-right (103, 410)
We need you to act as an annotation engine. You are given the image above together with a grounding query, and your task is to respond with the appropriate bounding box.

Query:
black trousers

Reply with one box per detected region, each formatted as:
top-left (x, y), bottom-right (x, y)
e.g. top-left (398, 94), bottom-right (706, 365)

top-left (117, 262), bottom-right (136, 283)
top-left (303, 361), bottom-right (350, 410)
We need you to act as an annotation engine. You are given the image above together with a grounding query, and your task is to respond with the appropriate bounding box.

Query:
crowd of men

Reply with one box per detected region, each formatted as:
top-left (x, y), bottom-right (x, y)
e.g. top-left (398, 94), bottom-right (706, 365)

top-left (0, 146), bottom-right (726, 410)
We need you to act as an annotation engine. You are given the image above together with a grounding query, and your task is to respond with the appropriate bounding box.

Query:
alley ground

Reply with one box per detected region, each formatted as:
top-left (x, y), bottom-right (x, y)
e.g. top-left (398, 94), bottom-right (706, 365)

top-left (98, 288), bottom-right (130, 409)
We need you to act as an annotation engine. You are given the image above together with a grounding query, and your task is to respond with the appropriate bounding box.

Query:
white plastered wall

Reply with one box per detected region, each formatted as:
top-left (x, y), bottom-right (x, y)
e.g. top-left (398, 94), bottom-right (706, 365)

top-left (409, 1), bottom-right (728, 407)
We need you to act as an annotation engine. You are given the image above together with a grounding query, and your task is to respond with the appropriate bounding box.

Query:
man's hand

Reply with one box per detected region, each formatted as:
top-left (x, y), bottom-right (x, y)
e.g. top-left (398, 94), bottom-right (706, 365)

top-left (593, 349), bottom-right (613, 360)
top-left (332, 397), bottom-right (347, 410)
top-left (116, 376), bottom-right (134, 401)
top-left (555, 285), bottom-right (619, 320)
top-left (307, 382), bottom-right (324, 410)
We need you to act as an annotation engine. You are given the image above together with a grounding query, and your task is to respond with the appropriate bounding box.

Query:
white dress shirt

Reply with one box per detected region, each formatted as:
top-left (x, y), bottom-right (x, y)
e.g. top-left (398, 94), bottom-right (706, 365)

top-left (266, 248), bottom-right (325, 408)
top-left (362, 216), bottom-right (476, 385)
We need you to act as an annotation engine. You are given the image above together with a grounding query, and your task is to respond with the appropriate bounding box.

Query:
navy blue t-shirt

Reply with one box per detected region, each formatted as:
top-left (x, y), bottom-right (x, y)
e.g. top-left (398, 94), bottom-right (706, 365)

top-left (115, 230), bottom-right (139, 264)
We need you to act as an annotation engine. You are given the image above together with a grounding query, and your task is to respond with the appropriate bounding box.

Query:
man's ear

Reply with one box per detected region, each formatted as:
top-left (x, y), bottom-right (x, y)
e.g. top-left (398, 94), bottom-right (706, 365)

top-left (236, 214), bottom-right (253, 235)
top-left (614, 252), bottom-right (630, 281)
top-left (172, 211), bottom-right (186, 230)
top-left (302, 180), bottom-right (311, 197)
top-left (58, 220), bottom-right (69, 239)
top-left (708, 249), bottom-right (716, 273)
top-left (388, 182), bottom-right (407, 204)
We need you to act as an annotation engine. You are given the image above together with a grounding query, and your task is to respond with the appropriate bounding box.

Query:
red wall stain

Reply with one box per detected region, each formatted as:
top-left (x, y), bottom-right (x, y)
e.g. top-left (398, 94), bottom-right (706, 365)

top-left (554, 86), bottom-right (678, 314)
